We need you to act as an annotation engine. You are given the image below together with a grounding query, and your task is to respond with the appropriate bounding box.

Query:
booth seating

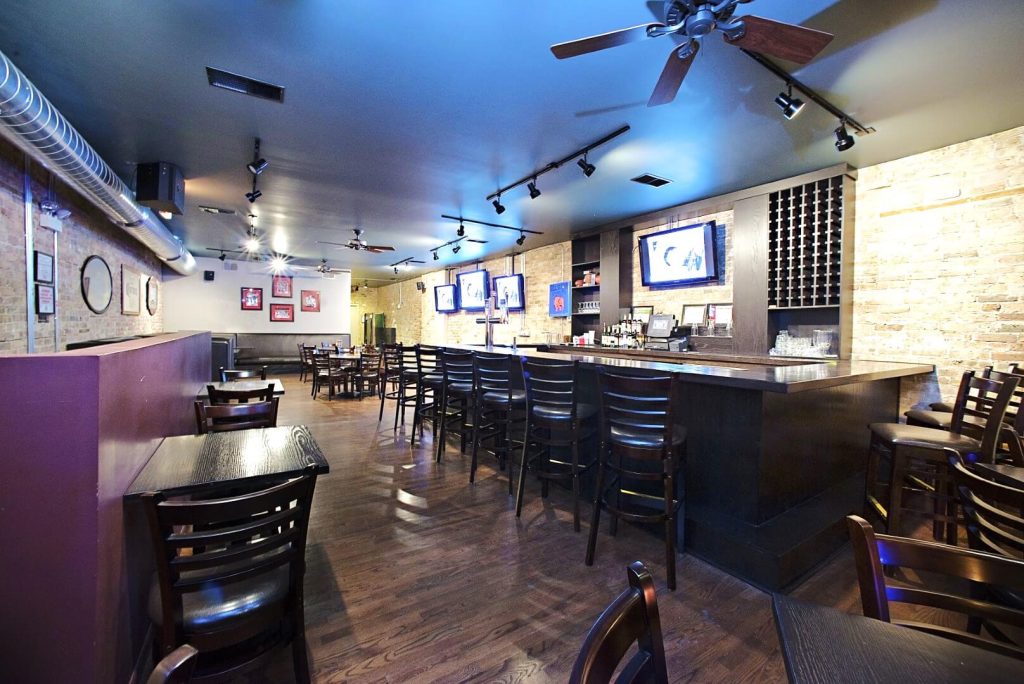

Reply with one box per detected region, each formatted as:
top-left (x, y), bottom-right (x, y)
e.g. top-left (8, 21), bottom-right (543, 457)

top-left (218, 333), bottom-right (351, 373)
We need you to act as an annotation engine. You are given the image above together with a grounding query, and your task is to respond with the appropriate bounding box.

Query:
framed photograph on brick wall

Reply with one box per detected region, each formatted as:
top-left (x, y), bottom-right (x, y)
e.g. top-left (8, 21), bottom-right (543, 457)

top-left (36, 284), bottom-right (55, 315)
top-left (146, 277), bottom-right (159, 316)
top-left (270, 303), bottom-right (294, 322)
top-left (34, 251), bottom-right (54, 284)
top-left (121, 265), bottom-right (141, 315)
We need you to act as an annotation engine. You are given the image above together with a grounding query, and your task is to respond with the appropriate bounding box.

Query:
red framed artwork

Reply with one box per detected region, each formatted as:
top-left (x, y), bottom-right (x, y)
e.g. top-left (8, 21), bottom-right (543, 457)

top-left (270, 303), bottom-right (294, 322)
top-left (272, 275), bottom-right (293, 298)
top-left (300, 289), bottom-right (320, 312)
top-left (240, 287), bottom-right (263, 310)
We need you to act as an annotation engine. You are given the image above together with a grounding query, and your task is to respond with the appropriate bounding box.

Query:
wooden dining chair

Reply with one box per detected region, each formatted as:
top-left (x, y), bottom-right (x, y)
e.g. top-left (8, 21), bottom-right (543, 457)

top-left (569, 561), bottom-right (669, 684)
top-left (206, 383), bottom-right (275, 405)
top-left (194, 398), bottom-right (279, 434)
top-left (846, 514), bottom-right (1024, 660)
top-left (142, 468), bottom-right (318, 682)
top-left (948, 448), bottom-right (1024, 559)
top-left (218, 366), bottom-right (267, 382)
top-left (145, 644), bottom-right (198, 684)
top-left (354, 350), bottom-right (381, 399)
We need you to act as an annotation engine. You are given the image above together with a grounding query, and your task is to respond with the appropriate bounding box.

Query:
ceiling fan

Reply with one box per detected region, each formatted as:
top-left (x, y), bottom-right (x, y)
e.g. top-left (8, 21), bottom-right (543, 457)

top-left (288, 259), bottom-right (348, 279)
top-left (551, 0), bottom-right (834, 106)
top-left (317, 228), bottom-right (395, 254)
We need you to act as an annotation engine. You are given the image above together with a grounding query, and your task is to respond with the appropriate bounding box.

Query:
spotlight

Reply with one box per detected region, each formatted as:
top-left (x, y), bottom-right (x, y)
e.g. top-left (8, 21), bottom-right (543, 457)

top-left (244, 237), bottom-right (259, 252)
top-left (452, 244), bottom-right (461, 254)
top-left (247, 158), bottom-right (268, 175)
top-left (527, 180), bottom-right (541, 199)
top-left (577, 156), bottom-right (596, 177)
top-left (834, 121), bottom-right (855, 152)
top-left (270, 256), bottom-right (286, 272)
top-left (433, 251), bottom-right (439, 261)
top-left (218, 252), bottom-right (226, 262)
top-left (54, 208), bottom-right (72, 220)
top-left (774, 86), bottom-right (805, 120)
top-left (394, 267), bottom-right (399, 274)
top-left (245, 189), bottom-right (262, 203)
top-left (158, 210), bottom-right (173, 220)
top-left (457, 222), bottom-right (465, 237)
top-left (516, 232), bottom-right (526, 246)
top-left (492, 196), bottom-right (505, 215)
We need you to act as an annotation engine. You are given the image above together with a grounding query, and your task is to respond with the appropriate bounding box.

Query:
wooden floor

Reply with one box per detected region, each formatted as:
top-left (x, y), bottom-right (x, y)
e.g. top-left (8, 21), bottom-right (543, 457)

top-left (257, 373), bottom-right (870, 683)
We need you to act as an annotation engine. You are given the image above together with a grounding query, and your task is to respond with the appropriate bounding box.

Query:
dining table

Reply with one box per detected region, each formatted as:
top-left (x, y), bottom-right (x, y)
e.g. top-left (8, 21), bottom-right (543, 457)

top-left (124, 425), bottom-right (329, 499)
top-left (196, 378), bottom-right (286, 398)
top-left (771, 593), bottom-right (1022, 683)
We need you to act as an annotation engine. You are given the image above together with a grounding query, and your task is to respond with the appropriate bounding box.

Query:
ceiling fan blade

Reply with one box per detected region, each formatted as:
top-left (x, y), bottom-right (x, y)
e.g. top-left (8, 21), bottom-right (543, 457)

top-left (365, 245), bottom-right (395, 252)
top-left (551, 23), bottom-right (665, 59)
top-left (724, 15), bottom-right (834, 64)
top-left (648, 41), bottom-right (699, 107)
top-left (315, 240), bottom-right (351, 248)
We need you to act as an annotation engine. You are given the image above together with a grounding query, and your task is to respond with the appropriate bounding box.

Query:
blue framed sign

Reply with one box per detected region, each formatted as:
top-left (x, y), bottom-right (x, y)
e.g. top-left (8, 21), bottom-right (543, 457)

top-left (548, 281), bottom-right (570, 318)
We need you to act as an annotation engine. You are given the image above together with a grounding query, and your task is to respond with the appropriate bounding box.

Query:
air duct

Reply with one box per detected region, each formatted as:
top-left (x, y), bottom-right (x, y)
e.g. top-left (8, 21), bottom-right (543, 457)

top-left (0, 50), bottom-right (196, 275)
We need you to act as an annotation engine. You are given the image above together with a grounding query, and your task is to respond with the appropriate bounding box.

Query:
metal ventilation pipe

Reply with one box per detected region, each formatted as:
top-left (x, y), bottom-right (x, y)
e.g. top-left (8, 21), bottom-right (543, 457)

top-left (0, 50), bottom-right (196, 275)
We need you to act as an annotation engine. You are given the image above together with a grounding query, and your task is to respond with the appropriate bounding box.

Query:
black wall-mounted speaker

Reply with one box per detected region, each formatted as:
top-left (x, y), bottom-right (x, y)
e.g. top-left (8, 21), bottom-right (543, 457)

top-left (203, 270), bottom-right (215, 281)
top-left (136, 162), bottom-right (185, 216)
top-left (416, 281), bottom-right (426, 292)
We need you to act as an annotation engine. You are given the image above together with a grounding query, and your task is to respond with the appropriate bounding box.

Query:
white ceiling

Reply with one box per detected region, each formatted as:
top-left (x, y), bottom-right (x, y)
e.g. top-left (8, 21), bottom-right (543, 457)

top-left (1, 0), bottom-right (1022, 280)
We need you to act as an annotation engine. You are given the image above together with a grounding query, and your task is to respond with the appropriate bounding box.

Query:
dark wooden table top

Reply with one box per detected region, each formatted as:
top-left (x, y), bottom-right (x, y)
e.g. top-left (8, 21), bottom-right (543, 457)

top-left (772, 594), bottom-right (1022, 683)
top-left (974, 462), bottom-right (1024, 489)
top-left (124, 425), bottom-right (329, 498)
top-left (196, 378), bottom-right (286, 398)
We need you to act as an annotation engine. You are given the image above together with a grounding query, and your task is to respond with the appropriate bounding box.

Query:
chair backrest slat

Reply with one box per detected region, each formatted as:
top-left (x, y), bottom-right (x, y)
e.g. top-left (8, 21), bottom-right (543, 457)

top-left (194, 398), bottom-right (279, 434)
top-left (948, 449), bottom-right (1024, 558)
top-left (206, 383), bottom-right (275, 404)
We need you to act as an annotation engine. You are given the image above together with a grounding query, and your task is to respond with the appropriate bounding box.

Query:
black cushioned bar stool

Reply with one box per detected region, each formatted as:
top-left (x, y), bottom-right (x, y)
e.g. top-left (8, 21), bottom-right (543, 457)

top-left (411, 344), bottom-right (442, 447)
top-left (865, 370), bottom-right (1019, 541)
top-left (378, 343), bottom-right (402, 423)
top-left (393, 344), bottom-right (420, 429)
top-left (515, 358), bottom-right (596, 531)
top-left (470, 351), bottom-right (526, 491)
top-left (435, 349), bottom-right (476, 462)
top-left (586, 369), bottom-right (686, 591)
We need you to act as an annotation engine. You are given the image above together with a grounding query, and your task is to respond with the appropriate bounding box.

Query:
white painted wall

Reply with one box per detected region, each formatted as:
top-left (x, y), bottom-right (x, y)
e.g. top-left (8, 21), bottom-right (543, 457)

top-left (163, 257), bottom-right (352, 334)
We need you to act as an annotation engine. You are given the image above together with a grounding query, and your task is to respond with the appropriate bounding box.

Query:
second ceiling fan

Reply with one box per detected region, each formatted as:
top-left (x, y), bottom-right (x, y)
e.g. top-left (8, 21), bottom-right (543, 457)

top-left (551, 0), bottom-right (834, 106)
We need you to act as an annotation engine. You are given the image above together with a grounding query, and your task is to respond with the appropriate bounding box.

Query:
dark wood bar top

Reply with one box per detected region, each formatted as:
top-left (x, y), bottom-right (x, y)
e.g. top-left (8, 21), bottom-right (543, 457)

top-left (461, 344), bottom-right (933, 393)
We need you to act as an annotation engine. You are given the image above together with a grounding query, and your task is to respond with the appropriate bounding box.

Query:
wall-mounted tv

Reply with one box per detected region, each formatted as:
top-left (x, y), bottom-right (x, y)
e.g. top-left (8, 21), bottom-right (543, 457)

top-left (434, 284), bottom-right (458, 313)
top-left (457, 269), bottom-right (489, 311)
top-left (638, 221), bottom-right (719, 288)
top-left (493, 273), bottom-right (525, 312)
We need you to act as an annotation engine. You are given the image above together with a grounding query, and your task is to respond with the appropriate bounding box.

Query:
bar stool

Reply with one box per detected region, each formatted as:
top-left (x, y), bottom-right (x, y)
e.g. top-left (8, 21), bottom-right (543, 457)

top-left (470, 352), bottom-right (526, 491)
top-left (865, 370), bottom-right (1019, 540)
top-left (514, 358), bottom-right (597, 531)
top-left (586, 369), bottom-right (686, 591)
top-left (392, 344), bottom-right (420, 429)
top-left (411, 344), bottom-right (442, 447)
top-left (378, 343), bottom-right (403, 422)
top-left (435, 349), bottom-right (476, 462)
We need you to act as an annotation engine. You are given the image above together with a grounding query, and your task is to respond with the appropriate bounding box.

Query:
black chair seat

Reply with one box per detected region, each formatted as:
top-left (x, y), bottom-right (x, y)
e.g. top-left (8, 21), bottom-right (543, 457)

top-left (447, 381), bottom-right (474, 395)
top-left (482, 389), bottom-right (527, 405)
top-left (905, 409), bottom-right (984, 431)
top-left (421, 374), bottom-right (443, 387)
top-left (610, 424), bottom-right (687, 449)
top-left (531, 403), bottom-right (596, 422)
top-left (869, 422), bottom-right (980, 452)
top-left (148, 564), bottom-right (289, 633)
top-left (929, 401), bottom-right (954, 412)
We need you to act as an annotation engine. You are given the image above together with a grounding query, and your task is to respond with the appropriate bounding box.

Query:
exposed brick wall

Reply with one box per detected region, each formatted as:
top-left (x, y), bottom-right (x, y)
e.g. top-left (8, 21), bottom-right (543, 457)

top-left (0, 138), bottom-right (163, 354)
top-left (852, 125), bottom-right (1024, 411)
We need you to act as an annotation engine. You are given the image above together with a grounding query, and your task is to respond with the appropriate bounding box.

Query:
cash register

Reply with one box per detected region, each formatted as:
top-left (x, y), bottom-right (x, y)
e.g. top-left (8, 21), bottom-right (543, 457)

top-left (644, 313), bottom-right (689, 351)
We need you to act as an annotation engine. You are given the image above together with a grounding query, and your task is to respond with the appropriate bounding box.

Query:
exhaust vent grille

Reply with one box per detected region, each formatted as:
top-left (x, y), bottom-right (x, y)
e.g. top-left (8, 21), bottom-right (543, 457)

top-left (206, 67), bottom-right (285, 103)
top-left (631, 173), bottom-right (672, 187)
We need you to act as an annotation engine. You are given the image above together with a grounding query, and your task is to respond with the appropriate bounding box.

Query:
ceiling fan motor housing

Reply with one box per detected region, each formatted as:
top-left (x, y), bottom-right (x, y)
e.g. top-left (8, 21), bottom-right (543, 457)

top-left (687, 7), bottom-right (718, 36)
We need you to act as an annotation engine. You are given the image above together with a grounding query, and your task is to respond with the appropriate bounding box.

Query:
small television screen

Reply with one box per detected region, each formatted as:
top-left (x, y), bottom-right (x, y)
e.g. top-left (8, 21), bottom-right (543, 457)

top-left (638, 221), bottom-right (719, 288)
top-left (457, 269), bottom-right (489, 311)
top-left (434, 284), bottom-right (458, 313)
top-left (493, 273), bottom-right (525, 312)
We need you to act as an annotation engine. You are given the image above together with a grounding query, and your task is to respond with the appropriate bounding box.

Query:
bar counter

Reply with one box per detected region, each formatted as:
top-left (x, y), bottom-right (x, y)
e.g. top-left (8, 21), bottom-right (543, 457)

top-left (459, 343), bottom-right (933, 590)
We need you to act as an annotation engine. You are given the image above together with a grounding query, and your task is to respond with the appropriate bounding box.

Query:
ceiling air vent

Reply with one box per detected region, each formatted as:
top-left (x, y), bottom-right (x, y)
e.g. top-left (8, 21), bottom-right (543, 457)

top-left (206, 67), bottom-right (285, 103)
top-left (631, 173), bottom-right (672, 187)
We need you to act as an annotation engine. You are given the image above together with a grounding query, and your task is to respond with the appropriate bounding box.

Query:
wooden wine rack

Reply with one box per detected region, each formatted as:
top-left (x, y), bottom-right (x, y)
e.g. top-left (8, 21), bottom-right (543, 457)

top-left (767, 176), bottom-right (844, 309)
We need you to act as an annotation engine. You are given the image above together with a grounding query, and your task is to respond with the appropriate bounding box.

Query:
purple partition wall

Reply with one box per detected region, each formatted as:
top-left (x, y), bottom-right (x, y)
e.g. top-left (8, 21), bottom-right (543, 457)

top-left (0, 332), bottom-right (209, 684)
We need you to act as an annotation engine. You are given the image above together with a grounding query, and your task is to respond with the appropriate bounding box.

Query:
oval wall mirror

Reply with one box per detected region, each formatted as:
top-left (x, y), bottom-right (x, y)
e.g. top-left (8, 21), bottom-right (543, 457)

top-left (81, 255), bottom-right (113, 314)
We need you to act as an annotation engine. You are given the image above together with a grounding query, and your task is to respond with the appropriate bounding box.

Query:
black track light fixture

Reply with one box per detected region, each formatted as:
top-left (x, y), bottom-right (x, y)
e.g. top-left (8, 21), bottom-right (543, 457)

top-left (834, 120), bottom-right (855, 152)
top-left (452, 244), bottom-right (462, 254)
top-left (218, 251), bottom-right (226, 262)
top-left (457, 221), bottom-right (465, 237)
top-left (527, 179), bottom-right (541, 199)
top-left (774, 84), bottom-right (805, 120)
top-left (577, 154), bottom-right (596, 177)
top-left (247, 158), bottom-right (268, 175)
top-left (516, 231), bottom-right (526, 246)
top-left (393, 266), bottom-right (399, 274)
top-left (245, 189), bottom-right (262, 203)
top-left (432, 251), bottom-right (439, 261)
top-left (492, 196), bottom-right (506, 215)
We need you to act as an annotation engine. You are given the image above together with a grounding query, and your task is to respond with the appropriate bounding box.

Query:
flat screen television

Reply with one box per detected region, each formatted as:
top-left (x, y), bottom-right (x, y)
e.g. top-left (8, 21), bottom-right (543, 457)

top-left (434, 284), bottom-right (458, 313)
top-left (638, 221), bottom-right (719, 288)
top-left (492, 273), bottom-right (525, 312)
top-left (457, 269), bottom-right (489, 311)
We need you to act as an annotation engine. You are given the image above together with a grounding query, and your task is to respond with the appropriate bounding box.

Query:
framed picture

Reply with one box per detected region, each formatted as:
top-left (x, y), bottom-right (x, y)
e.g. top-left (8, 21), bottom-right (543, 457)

top-left (548, 281), bottom-right (570, 318)
top-left (300, 289), bottom-right (320, 312)
top-left (34, 251), bottom-right (54, 284)
top-left (493, 273), bottom-right (525, 312)
top-left (456, 269), bottom-right (489, 311)
top-left (121, 265), bottom-right (141, 315)
top-left (146, 277), bottom-right (158, 315)
top-left (81, 255), bottom-right (113, 314)
top-left (272, 275), bottom-right (293, 298)
top-left (631, 305), bottom-right (654, 323)
top-left (270, 303), bottom-right (294, 322)
top-left (36, 284), bottom-right (55, 315)
top-left (434, 284), bottom-right (457, 313)
top-left (708, 303), bottom-right (733, 327)
top-left (681, 304), bottom-right (706, 327)
top-left (241, 287), bottom-right (263, 310)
